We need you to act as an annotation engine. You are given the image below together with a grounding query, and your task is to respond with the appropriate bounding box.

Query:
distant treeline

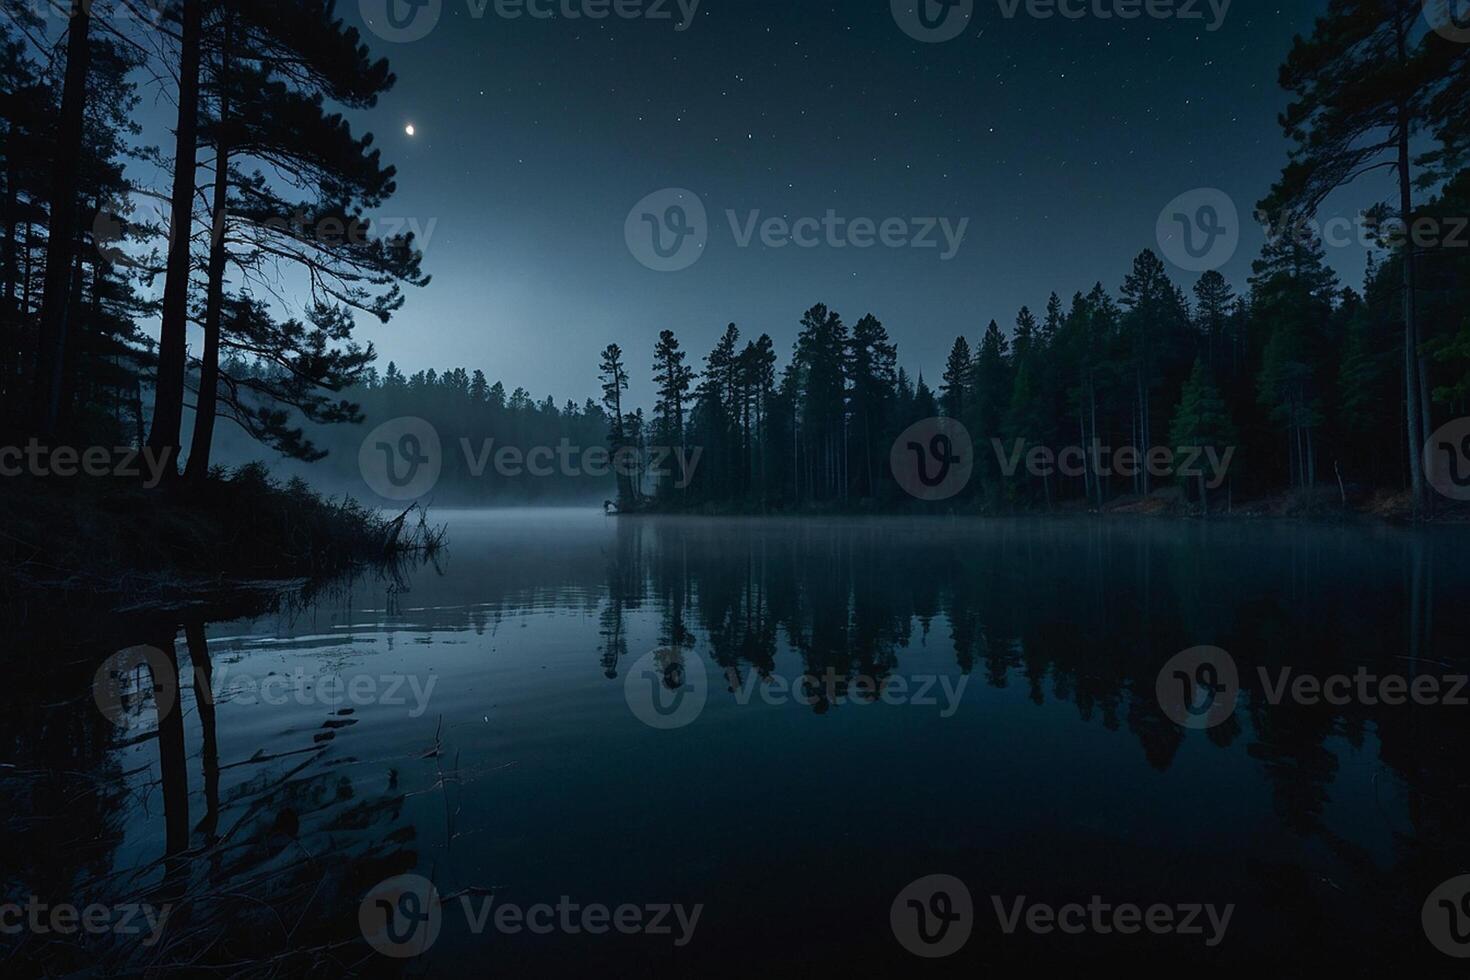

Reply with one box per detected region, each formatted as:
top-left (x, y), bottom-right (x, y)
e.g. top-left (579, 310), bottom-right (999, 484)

top-left (223, 360), bottom-right (618, 502)
top-left (588, 223), bottom-right (1467, 514)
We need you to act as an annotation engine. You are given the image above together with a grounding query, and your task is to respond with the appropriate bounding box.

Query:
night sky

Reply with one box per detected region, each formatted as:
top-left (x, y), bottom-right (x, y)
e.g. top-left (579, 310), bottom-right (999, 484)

top-left (325, 1), bottom-right (1370, 409)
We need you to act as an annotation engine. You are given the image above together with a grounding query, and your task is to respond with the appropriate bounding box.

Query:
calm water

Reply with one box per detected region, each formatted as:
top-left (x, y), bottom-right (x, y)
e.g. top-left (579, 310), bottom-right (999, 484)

top-left (5, 511), bottom-right (1469, 975)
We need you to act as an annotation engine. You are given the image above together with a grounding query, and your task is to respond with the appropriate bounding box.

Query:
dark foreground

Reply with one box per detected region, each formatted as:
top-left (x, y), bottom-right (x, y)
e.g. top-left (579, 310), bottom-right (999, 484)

top-left (2, 511), bottom-right (1468, 976)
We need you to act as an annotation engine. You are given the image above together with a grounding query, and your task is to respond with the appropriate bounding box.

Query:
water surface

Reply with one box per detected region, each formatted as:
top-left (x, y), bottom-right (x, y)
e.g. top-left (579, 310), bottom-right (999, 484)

top-left (5, 511), bottom-right (1469, 974)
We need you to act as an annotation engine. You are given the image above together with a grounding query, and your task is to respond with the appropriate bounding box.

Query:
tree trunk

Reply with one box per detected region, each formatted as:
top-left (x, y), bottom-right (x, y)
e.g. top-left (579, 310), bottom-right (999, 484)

top-left (1418, 352), bottom-right (1433, 516)
top-left (186, 38), bottom-right (232, 486)
top-left (54, 237), bottom-right (86, 426)
top-left (1393, 27), bottom-right (1425, 515)
top-left (147, 0), bottom-right (203, 480)
top-left (33, 0), bottom-right (91, 435)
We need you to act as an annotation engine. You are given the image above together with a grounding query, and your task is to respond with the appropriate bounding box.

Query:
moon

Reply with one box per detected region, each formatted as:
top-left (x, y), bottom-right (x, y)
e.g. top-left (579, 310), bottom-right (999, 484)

top-left (405, 123), bottom-right (416, 137)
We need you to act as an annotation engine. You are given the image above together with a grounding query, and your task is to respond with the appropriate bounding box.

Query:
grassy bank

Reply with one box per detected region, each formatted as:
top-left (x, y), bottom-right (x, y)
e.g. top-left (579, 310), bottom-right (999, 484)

top-left (0, 462), bottom-right (443, 616)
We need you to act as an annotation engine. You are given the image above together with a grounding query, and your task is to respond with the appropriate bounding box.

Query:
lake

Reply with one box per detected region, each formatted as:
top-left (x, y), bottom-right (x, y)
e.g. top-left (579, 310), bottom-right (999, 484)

top-left (5, 511), bottom-right (1469, 974)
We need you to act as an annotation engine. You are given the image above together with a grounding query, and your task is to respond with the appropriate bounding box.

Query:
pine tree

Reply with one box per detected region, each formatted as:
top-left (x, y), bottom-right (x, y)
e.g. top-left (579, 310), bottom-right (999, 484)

top-left (940, 336), bottom-right (971, 420)
top-left (599, 343), bottom-right (631, 508)
top-left (1193, 271), bottom-right (1236, 374)
top-left (652, 329), bottom-right (693, 497)
top-left (185, 2), bottom-right (424, 482)
top-left (847, 314), bottom-right (897, 498)
top-left (1263, 0), bottom-right (1444, 512)
top-left (1169, 358), bottom-right (1235, 514)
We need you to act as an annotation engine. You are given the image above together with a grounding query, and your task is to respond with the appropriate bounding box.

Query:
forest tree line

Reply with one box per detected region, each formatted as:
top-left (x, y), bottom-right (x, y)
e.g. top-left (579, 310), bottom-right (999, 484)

top-left (235, 3), bottom-right (1470, 515)
top-left (588, 2), bottom-right (1470, 514)
top-left (3, 2), bottom-right (1470, 518)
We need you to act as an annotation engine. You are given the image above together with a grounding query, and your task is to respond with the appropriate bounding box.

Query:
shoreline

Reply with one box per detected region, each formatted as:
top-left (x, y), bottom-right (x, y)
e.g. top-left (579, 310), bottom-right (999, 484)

top-left (0, 466), bottom-right (443, 622)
